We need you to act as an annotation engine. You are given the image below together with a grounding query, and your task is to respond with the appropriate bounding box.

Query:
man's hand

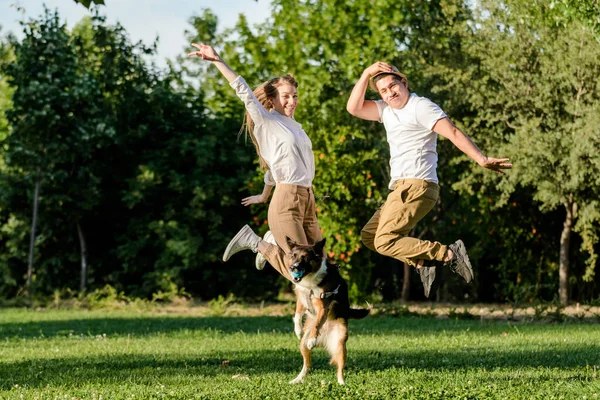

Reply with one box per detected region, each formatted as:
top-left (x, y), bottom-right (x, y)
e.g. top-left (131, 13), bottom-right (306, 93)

top-left (187, 43), bottom-right (221, 62)
top-left (480, 157), bottom-right (513, 175)
top-left (363, 61), bottom-right (394, 77)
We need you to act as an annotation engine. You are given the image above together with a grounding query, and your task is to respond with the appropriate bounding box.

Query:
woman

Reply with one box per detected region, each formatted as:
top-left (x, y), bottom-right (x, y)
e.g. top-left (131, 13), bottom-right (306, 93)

top-left (188, 43), bottom-right (322, 282)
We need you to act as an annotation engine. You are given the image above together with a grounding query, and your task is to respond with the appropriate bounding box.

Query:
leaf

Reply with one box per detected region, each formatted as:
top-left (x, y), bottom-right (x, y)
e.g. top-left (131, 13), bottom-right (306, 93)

top-left (73, 0), bottom-right (105, 8)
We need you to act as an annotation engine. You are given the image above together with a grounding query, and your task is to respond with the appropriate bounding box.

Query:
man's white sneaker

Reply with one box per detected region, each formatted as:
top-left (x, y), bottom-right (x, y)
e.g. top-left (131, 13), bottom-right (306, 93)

top-left (222, 225), bottom-right (261, 262)
top-left (255, 231), bottom-right (276, 270)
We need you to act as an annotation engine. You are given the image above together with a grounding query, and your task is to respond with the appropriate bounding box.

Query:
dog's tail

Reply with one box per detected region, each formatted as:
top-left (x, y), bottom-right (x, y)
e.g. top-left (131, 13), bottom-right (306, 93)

top-left (348, 307), bottom-right (370, 320)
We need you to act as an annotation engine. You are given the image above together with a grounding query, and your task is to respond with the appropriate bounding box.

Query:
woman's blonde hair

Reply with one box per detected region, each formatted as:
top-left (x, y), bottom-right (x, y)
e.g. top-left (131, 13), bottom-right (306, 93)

top-left (240, 75), bottom-right (298, 170)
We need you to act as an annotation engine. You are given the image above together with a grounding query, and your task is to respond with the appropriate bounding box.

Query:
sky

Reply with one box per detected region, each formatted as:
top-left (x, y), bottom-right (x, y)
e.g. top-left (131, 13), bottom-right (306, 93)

top-left (0, 0), bottom-right (272, 67)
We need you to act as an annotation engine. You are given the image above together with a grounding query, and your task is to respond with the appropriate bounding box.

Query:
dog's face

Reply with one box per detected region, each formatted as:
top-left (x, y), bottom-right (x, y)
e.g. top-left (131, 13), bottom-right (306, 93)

top-left (287, 237), bottom-right (326, 283)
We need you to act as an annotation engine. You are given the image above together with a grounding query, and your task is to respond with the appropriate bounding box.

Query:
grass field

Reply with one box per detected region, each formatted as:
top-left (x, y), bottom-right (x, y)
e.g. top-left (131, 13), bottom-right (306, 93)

top-left (1, 305), bottom-right (599, 399)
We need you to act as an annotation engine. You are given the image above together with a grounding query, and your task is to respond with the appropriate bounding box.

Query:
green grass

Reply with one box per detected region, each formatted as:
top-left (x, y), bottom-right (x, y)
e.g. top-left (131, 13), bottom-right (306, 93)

top-left (1, 307), bottom-right (599, 399)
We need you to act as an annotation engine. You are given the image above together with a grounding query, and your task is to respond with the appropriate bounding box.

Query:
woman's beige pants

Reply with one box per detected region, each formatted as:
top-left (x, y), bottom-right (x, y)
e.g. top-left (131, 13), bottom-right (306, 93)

top-left (261, 183), bottom-right (322, 282)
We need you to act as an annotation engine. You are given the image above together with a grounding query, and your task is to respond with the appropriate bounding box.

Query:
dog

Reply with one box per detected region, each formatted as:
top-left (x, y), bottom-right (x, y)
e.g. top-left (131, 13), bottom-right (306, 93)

top-left (286, 237), bottom-right (370, 385)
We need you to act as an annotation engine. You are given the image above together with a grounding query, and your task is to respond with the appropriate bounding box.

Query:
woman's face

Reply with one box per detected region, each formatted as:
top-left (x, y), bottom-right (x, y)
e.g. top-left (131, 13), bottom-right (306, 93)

top-left (271, 83), bottom-right (298, 118)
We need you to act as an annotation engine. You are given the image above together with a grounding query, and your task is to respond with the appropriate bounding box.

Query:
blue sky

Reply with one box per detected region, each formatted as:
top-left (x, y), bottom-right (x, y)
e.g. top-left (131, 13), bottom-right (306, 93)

top-left (0, 0), bottom-right (272, 67)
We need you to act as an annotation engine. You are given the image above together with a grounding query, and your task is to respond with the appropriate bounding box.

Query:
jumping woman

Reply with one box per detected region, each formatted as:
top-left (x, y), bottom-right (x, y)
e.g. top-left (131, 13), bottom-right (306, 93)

top-left (188, 43), bottom-right (322, 282)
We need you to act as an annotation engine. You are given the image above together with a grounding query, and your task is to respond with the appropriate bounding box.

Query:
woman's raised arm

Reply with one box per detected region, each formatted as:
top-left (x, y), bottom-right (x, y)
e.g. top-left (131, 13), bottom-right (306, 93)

top-left (188, 43), bottom-right (269, 124)
top-left (188, 43), bottom-right (238, 83)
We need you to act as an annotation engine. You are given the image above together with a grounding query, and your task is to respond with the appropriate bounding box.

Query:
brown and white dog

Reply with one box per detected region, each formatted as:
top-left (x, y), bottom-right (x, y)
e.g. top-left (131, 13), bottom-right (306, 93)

top-left (287, 237), bottom-right (370, 385)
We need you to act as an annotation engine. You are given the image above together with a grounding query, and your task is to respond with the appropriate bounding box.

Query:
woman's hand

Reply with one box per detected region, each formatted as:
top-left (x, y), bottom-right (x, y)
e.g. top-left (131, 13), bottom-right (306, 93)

top-left (186, 43), bottom-right (238, 83)
top-left (241, 194), bottom-right (268, 206)
top-left (187, 43), bottom-right (221, 62)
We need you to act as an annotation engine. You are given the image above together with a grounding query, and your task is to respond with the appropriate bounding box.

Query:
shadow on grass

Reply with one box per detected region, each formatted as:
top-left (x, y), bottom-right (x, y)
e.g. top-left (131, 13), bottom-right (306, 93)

top-left (1, 313), bottom-right (574, 339)
top-left (0, 315), bottom-right (292, 338)
top-left (0, 314), bottom-right (484, 338)
top-left (1, 345), bottom-right (598, 390)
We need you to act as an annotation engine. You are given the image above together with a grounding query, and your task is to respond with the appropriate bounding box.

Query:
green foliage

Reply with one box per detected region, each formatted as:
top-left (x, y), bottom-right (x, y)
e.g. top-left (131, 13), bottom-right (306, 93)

top-left (0, 9), bottom-right (267, 300)
top-left (0, 39), bottom-right (17, 293)
top-left (0, 1), bottom-right (598, 304)
top-left (83, 284), bottom-right (131, 308)
top-left (49, 284), bottom-right (191, 310)
top-left (0, 41), bottom-right (13, 144)
top-left (72, 0), bottom-right (105, 9)
top-left (207, 293), bottom-right (237, 316)
top-left (447, 0), bottom-right (600, 296)
top-left (543, 0), bottom-right (600, 38)
top-left (151, 279), bottom-right (190, 303)
top-left (1, 8), bottom-right (109, 295)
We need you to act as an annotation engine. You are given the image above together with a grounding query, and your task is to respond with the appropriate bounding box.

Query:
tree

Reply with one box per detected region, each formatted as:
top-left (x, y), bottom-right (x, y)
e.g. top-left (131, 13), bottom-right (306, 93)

top-left (0, 41), bottom-right (12, 144)
top-left (72, 0), bottom-right (260, 9)
top-left (67, 12), bottom-right (261, 299)
top-left (452, 0), bottom-right (600, 304)
top-left (545, 0), bottom-right (600, 38)
top-left (1, 8), bottom-right (112, 294)
top-left (0, 8), bottom-right (260, 299)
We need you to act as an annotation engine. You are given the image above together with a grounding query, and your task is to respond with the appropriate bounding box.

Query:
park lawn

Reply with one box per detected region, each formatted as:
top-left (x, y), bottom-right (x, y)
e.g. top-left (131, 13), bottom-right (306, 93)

top-left (0, 307), bottom-right (599, 399)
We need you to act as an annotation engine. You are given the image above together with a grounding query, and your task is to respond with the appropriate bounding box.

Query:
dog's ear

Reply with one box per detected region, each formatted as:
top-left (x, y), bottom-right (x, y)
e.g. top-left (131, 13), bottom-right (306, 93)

top-left (313, 238), bottom-right (326, 256)
top-left (286, 236), bottom-right (297, 249)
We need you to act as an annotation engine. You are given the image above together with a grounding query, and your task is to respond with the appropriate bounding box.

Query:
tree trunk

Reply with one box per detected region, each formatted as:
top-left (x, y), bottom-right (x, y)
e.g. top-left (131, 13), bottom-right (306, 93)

top-left (26, 170), bottom-right (41, 291)
top-left (401, 262), bottom-right (411, 302)
top-left (559, 198), bottom-right (576, 305)
top-left (77, 222), bottom-right (88, 292)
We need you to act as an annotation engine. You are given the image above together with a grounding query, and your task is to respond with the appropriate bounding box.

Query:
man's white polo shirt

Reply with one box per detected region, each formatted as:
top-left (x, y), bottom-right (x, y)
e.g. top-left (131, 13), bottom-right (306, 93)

top-left (375, 94), bottom-right (446, 189)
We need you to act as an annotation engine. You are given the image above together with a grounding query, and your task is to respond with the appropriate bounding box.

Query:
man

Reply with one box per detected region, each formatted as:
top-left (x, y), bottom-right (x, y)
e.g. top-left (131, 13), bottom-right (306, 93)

top-left (346, 62), bottom-right (512, 296)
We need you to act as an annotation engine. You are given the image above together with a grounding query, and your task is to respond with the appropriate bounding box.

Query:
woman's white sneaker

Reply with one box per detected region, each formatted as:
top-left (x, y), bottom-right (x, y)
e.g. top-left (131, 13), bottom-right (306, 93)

top-left (255, 231), bottom-right (276, 270)
top-left (222, 225), bottom-right (261, 262)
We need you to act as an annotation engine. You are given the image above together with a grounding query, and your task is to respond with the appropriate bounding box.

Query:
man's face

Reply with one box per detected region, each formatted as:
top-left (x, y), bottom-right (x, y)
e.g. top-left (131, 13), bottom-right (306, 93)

top-left (376, 75), bottom-right (409, 109)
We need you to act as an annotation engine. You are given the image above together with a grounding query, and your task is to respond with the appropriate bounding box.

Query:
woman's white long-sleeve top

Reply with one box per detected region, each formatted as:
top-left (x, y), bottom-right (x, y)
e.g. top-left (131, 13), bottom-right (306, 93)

top-left (230, 76), bottom-right (315, 188)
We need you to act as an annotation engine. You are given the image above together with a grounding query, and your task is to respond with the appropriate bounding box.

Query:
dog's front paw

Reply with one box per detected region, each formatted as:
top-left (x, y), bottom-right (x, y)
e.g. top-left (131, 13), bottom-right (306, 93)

top-left (306, 337), bottom-right (317, 349)
top-left (293, 314), bottom-right (303, 340)
top-left (289, 376), bottom-right (304, 384)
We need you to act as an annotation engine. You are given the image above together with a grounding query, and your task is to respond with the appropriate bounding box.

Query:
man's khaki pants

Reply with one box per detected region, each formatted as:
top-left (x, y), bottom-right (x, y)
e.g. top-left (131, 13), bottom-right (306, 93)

top-left (261, 183), bottom-right (322, 282)
top-left (361, 179), bottom-right (447, 266)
